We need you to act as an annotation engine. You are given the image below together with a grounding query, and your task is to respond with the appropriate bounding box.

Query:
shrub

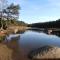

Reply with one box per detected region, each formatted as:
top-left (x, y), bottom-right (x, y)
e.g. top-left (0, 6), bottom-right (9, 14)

top-left (0, 36), bottom-right (6, 42)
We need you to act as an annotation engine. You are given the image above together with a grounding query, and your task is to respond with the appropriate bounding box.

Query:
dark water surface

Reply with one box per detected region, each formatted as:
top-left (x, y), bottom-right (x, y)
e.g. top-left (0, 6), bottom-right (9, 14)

top-left (5, 30), bottom-right (60, 60)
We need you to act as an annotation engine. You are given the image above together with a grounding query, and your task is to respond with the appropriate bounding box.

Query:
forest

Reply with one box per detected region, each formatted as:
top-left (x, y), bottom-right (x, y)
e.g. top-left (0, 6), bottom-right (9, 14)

top-left (29, 19), bottom-right (60, 28)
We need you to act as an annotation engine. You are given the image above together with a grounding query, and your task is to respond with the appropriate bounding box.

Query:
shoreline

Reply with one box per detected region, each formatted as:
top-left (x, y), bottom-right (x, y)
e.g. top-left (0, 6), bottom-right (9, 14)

top-left (0, 27), bottom-right (60, 60)
top-left (0, 35), bottom-right (30, 60)
top-left (1, 39), bottom-right (60, 60)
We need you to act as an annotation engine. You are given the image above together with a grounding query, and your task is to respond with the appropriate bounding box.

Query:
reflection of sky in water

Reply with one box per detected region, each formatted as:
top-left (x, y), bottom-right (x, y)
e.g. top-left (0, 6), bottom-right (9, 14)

top-left (6, 30), bottom-right (60, 51)
top-left (19, 30), bottom-right (60, 50)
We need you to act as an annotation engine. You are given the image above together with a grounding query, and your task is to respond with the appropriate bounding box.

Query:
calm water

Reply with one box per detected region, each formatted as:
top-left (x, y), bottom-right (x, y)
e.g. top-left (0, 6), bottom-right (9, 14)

top-left (19, 30), bottom-right (60, 49)
top-left (6, 30), bottom-right (60, 51)
top-left (5, 30), bottom-right (60, 59)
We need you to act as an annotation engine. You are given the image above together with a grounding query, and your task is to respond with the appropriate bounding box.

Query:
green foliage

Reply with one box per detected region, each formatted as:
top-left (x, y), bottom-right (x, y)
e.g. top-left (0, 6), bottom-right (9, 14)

top-left (0, 2), bottom-right (27, 29)
top-left (15, 21), bottom-right (26, 26)
top-left (7, 3), bottom-right (20, 14)
top-left (0, 3), bottom-right (21, 29)
top-left (6, 3), bottom-right (20, 20)
top-left (0, 36), bottom-right (6, 42)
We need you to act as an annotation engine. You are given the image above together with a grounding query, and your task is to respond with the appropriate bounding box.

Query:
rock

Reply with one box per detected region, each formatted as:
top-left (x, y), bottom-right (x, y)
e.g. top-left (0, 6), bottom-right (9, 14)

top-left (28, 45), bottom-right (60, 59)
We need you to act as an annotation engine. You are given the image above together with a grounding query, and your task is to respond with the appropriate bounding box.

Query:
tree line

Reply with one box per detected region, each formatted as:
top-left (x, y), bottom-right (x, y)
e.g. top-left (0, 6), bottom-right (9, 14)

top-left (29, 19), bottom-right (60, 28)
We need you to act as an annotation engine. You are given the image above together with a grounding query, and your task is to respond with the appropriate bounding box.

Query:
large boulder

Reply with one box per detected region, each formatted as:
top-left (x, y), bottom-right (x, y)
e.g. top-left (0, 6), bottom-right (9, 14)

top-left (28, 46), bottom-right (60, 59)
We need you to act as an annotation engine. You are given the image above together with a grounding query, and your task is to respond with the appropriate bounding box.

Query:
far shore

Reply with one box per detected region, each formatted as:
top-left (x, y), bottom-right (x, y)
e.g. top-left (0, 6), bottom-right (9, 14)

top-left (0, 26), bottom-right (30, 36)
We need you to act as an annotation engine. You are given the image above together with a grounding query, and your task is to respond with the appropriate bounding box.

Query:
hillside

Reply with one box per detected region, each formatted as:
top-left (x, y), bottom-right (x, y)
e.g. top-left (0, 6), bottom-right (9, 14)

top-left (29, 19), bottom-right (60, 28)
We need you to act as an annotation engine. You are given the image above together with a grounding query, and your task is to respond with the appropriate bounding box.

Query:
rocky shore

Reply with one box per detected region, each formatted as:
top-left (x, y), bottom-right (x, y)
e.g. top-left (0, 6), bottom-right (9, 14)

top-left (0, 42), bottom-right (60, 60)
top-left (28, 46), bottom-right (60, 60)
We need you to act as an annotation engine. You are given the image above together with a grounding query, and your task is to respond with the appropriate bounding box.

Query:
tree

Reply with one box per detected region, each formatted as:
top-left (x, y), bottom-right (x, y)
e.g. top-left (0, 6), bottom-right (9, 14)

top-left (7, 4), bottom-right (20, 20)
top-left (0, 0), bottom-right (8, 29)
top-left (0, 0), bottom-right (20, 29)
top-left (0, 2), bottom-right (20, 29)
top-left (6, 3), bottom-right (20, 26)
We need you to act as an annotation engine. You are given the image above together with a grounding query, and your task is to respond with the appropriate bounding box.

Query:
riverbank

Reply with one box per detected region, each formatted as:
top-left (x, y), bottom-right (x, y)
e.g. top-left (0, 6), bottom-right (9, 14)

top-left (0, 26), bottom-right (30, 60)
top-left (0, 28), bottom-right (60, 60)
top-left (0, 42), bottom-right (60, 60)
top-left (0, 26), bottom-right (27, 36)
top-left (0, 26), bottom-right (27, 42)
top-left (0, 35), bottom-right (30, 60)
top-left (0, 43), bottom-right (12, 60)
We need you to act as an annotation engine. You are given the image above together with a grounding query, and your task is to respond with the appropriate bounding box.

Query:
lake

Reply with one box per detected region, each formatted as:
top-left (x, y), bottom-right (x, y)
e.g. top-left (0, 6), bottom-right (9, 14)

top-left (19, 30), bottom-right (60, 49)
top-left (5, 30), bottom-right (60, 60)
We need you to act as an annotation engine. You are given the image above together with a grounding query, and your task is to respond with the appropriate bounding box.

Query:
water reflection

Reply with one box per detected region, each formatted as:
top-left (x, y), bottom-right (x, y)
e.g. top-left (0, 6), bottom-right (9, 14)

top-left (5, 32), bottom-right (30, 60)
top-left (51, 31), bottom-right (60, 37)
top-left (6, 30), bottom-right (60, 52)
top-left (4, 30), bottom-right (60, 60)
top-left (19, 30), bottom-right (60, 50)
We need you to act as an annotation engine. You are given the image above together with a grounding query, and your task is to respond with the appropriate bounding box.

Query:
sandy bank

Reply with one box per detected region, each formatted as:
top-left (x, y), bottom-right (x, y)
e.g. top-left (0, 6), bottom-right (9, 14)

top-left (0, 43), bottom-right (13, 60)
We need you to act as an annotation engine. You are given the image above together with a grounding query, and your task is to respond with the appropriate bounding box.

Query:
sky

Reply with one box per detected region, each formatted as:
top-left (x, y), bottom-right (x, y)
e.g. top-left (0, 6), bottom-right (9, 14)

top-left (8, 0), bottom-right (60, 23)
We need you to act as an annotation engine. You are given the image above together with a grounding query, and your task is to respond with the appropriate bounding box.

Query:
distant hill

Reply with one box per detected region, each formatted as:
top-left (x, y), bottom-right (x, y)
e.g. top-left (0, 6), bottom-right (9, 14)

top-left (28, 19), bottom-right (60, 28)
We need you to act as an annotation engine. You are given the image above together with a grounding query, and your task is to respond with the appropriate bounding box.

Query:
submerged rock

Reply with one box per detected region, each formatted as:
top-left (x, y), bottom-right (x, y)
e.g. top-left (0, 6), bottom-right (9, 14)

top-left (28, 45), bottom-right (60, 59)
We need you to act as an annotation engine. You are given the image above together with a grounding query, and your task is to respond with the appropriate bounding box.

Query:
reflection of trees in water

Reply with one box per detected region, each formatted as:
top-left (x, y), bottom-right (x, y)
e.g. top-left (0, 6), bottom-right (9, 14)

top-left (5, 29), bottom-right (25, 42)
top-left (19, 30), bottom-right (25, 34)
top-left (51, 31), bottom-right (60, 37)
top-left (43, 30), bottom-right (60, 37)
top-left (4, 34), bottom-right (20, 43)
